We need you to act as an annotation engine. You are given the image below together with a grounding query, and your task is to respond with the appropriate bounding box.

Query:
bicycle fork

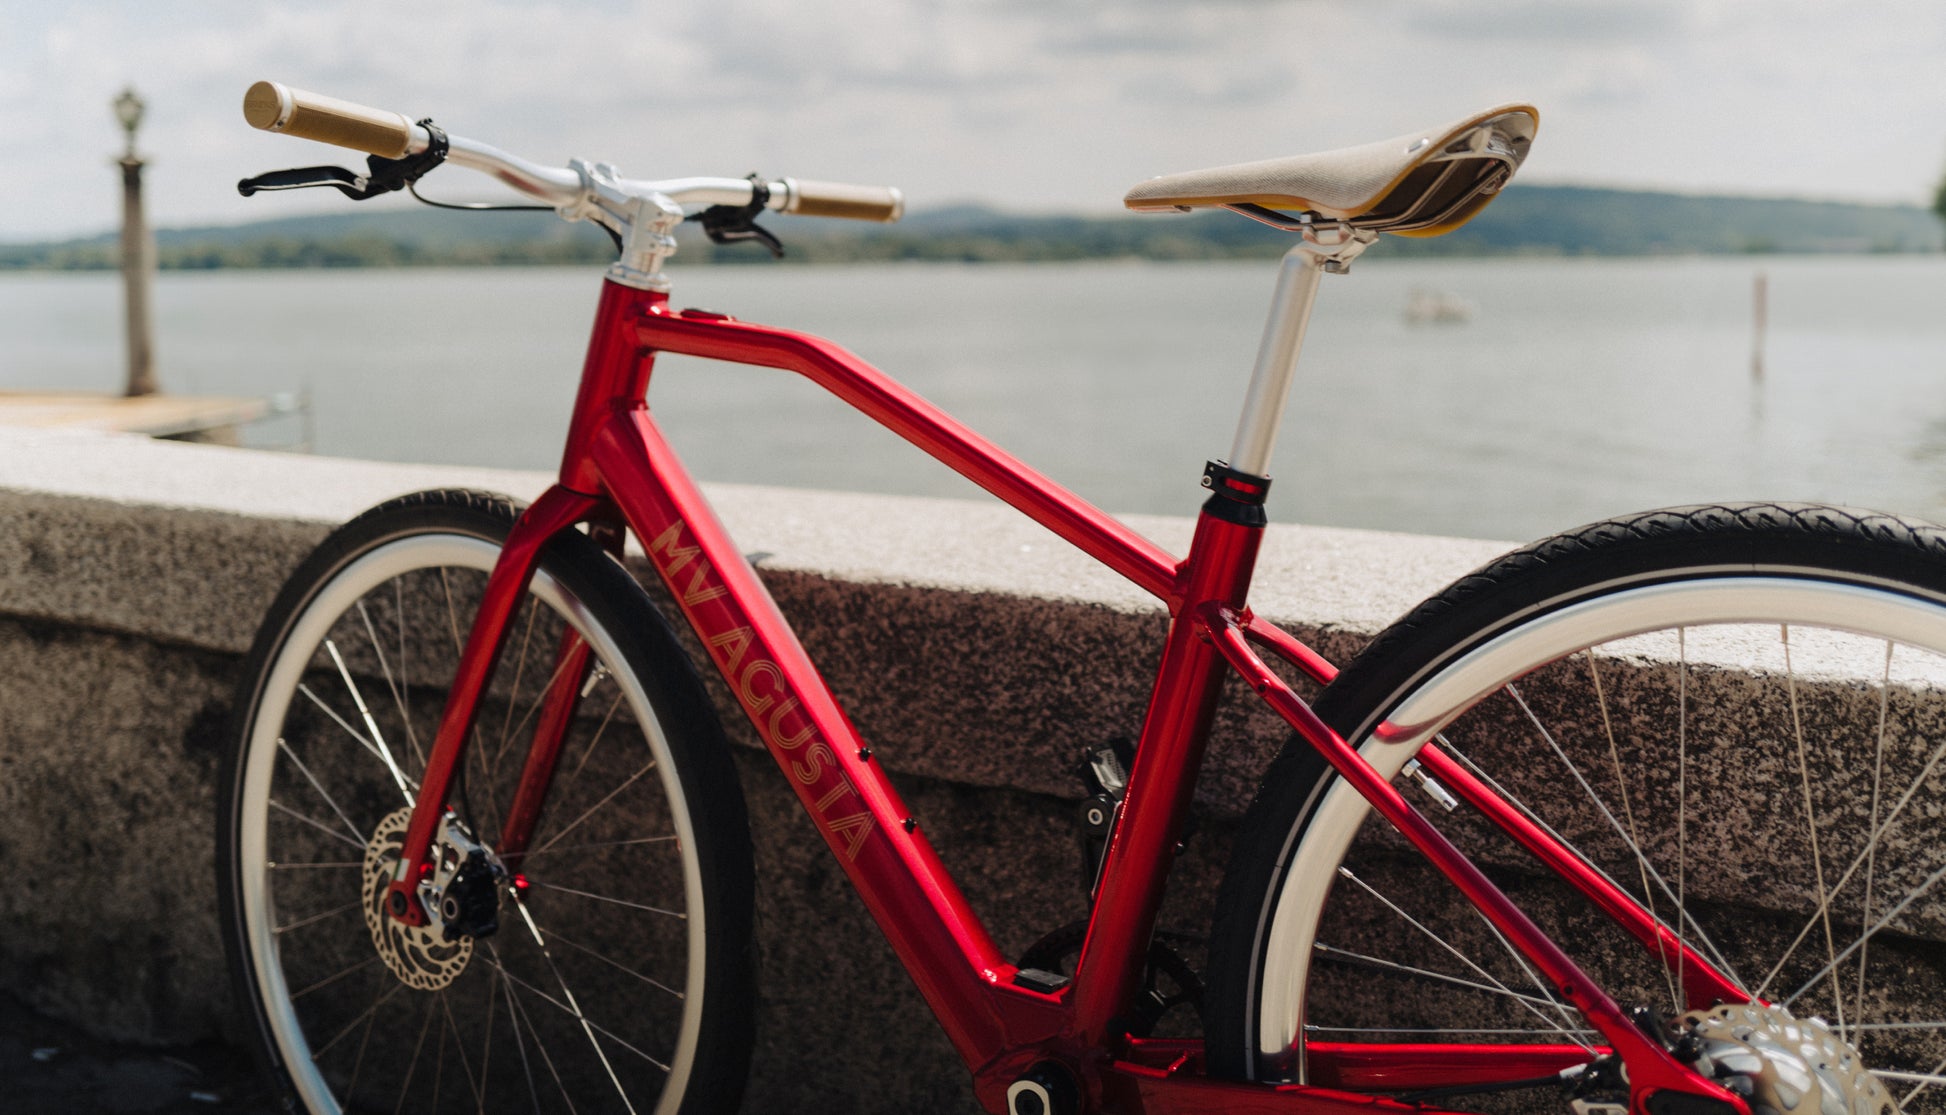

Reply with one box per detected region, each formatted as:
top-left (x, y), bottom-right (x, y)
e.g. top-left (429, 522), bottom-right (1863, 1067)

top-left (378, 484), bottom-right (600, 927)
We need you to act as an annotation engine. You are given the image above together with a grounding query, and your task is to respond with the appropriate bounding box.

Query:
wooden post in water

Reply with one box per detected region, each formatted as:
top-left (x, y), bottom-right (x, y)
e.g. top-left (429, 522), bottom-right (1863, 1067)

top-left (113, 87), bottom-right (157, 398)
top-left (1751, 269), bottom-right (1767, 382)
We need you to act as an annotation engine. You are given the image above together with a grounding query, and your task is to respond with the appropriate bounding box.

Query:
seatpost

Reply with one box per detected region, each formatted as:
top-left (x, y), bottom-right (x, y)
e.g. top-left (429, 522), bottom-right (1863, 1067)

top-left (1227, 222), bottom-right (1376, 477)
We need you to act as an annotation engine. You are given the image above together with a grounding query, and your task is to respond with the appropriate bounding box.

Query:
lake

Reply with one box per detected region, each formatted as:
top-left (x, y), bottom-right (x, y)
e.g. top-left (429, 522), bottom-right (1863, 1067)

top-left (3, 255), bottom-right (1944, 543)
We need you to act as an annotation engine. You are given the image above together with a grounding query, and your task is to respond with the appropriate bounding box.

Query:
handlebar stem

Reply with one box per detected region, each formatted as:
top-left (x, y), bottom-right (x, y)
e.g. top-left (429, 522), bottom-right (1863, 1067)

top-left (568, 158), bottom-right (687, 291)
top-left (439, 138), bottom-right (783, 291)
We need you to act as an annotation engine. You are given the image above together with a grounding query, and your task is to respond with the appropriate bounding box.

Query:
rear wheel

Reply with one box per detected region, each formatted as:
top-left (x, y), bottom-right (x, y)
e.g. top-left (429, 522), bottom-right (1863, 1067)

top-left (1207, 505), bottom-right (1946, 1113)
top-left (217, 489), bottom-right (754, 1114)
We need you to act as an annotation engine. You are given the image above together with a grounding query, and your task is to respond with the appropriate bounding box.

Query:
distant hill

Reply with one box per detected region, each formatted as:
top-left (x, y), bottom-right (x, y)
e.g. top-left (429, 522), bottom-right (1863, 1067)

top-left (2, 184), bottom-right (1937, 270)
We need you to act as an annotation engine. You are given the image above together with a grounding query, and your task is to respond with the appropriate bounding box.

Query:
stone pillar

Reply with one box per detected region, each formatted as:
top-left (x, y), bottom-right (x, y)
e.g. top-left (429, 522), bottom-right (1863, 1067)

top-left (119, 153), bottom-right (157, 398)
top-left (113, 87), bottom-right (157, 398)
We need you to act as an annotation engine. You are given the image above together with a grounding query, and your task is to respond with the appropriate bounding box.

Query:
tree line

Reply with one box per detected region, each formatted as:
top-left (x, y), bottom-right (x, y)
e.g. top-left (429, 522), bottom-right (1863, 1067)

top-left (3, 185), bottom-right (1938, 271)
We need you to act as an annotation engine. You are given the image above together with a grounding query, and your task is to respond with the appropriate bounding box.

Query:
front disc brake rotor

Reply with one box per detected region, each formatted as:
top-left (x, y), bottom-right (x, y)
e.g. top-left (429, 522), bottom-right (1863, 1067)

top-left (361, 807), bottom-right (472, 991)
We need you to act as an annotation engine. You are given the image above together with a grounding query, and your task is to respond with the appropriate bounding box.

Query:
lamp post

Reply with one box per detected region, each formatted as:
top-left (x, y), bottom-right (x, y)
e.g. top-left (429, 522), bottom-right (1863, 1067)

top-left (114, 87), bottom-right (157, 398)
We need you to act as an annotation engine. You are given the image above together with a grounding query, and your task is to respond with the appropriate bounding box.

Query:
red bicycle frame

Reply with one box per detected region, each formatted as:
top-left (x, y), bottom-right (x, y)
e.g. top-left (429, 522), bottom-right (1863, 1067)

top-left (381, 277), bottom-right (1751, 1115)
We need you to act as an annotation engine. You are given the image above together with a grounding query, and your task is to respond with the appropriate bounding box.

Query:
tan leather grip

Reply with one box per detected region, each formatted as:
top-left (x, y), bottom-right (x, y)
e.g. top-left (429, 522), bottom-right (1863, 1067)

top-left (786, 178), bottom-right (904, 222)
top-left (242, 81), bottom-right (415, 159)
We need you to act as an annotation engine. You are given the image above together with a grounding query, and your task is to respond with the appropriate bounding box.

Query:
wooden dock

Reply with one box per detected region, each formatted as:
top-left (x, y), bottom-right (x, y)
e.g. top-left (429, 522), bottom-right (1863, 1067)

top-left (0, 391), bottom-right (270, 444)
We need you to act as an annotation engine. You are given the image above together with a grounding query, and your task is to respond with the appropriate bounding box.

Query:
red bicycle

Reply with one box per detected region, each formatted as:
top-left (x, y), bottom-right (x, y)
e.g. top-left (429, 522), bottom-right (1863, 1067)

top-left (218, 81), bottom-right (1946, 1115)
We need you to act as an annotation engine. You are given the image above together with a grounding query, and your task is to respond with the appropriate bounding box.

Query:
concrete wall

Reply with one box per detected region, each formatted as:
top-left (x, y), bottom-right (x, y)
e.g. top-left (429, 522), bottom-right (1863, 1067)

top-left (3, 429), bottom-right (1932, 1112)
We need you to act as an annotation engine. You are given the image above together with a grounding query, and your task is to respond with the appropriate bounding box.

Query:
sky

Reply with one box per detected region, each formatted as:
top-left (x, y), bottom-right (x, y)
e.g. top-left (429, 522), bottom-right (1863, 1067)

top-left (4, 0), bottom-right (1946, 242)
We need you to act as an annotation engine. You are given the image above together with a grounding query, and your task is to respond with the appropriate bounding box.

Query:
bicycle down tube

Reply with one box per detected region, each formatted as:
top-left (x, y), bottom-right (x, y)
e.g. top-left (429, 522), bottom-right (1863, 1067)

top-left (377, 276), bottom-right (1749, 1114)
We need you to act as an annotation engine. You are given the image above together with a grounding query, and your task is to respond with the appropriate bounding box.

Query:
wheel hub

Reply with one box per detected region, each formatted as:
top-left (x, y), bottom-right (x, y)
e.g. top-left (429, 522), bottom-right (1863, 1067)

top-left (1678, 1003), bottom-right (1898, 1115)
top-left (362, 807), bottom-right (473, 991)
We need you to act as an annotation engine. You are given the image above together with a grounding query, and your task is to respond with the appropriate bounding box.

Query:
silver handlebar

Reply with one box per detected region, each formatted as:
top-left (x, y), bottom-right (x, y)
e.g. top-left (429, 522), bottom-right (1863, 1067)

top-left (406, 126), bottom-right (789, 215)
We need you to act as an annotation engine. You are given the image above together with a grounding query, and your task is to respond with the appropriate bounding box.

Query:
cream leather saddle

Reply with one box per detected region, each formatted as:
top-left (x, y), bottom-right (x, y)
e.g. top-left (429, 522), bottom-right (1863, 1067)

top-left (1124, 105), bottom-right (1538, 238)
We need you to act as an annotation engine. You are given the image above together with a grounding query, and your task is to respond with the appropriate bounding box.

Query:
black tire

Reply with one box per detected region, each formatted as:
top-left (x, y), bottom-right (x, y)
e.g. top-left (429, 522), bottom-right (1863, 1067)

top-left (217, 489), bottom-right (754, 1114)
top-left (1206, 503), bottom-right (1946, 1106)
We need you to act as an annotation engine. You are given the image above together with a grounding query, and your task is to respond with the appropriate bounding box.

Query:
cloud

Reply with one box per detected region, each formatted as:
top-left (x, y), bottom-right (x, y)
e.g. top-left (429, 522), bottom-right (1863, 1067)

top-left (1405, 0), bottom-right (1694, 42)
top-left (3, 0), bottom-right (1945, 240)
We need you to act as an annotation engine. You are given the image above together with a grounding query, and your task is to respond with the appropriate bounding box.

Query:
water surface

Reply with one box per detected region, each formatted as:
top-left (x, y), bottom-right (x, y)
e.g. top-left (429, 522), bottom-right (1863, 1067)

top-left (4, 256), bottom-right (1943, 543)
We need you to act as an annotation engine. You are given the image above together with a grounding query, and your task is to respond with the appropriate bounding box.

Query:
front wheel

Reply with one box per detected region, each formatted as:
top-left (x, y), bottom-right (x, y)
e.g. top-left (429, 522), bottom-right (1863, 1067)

top-left (1207, 504), bottom-right (1946, 1114)
top-left (217, 489), bottom-right (755, 1114)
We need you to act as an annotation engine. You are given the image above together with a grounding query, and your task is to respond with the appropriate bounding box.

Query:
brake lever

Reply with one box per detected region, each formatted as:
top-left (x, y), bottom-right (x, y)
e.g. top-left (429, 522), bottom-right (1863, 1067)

top-left (237, 164), bottom-right (375, 199)
top-left (689, 174), bottom-right (787, 259)
top-left (238, 119), bottom-right (452, 202)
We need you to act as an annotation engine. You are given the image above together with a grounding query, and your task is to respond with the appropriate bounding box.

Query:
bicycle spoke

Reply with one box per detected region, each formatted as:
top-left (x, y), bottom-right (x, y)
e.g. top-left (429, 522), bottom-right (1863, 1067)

top-left (494, 960), bottom-right (675, 1075)
top-left (547, 927), bottom-right (686, 998)
top-left (492, 603), bottom-right (544, 780)
top-left (1335, 867), bottom-right (1590, 1048)
top-left (509, 632), bottom-right (585, 752)
top-left (438, 567), bottom-right (505, 822)
top-left (275, 898), bottom-right (362, 935)
top-left (1676, 628), bottom-right (1689, 1011)
top-left (431, 995), bottom-right (447, 1108)
top-left (478, 964), bottom-right (501, 1111)
top-left (525, 879), bottom-right (685, 920)
top-left (1504, 683), bottom-right (1747, 989)
top-left (394, 988), bottom-right (437, 1113)
top-left (485, 635), bottom-right (588, 810)
top-left (297, 681), bottom-right (417, 803)
top-left (1586, 652), bottom-right (1680, 1013)
top-left (437, 988), bottom-right (486, 1111)
top-left (395, 578), bottom-right (413, 764)
top-left (500, 966), bottom-right (580, 1113)
top-left (1442, 731), bottom-right (1745, 988)
top-left (511, 890), bottom-right (653, 1110)
top-left (325, 639), bottom-right (415, 804)
top-left (490, 958), bottom-right (545, 1114)
top-left (1754, 694), bottom-right (1946, 1001)
top-left (1895, 1056), bottom-right (1946, 1107)
top-left (289, 954), bottom-right (382, 1002)
top-left (276, 738), bottom-right (365, 846)
top-left (1781, 626), bottom-right (1848, 1033)
top-left (1759, 735), bottom-right (1946, 1004)
top-left (1313, 943), bottom-right (1570, 1013)
top-left (529, 758), bottom-right (658, 857)
top-left (1468, 898), bottom-right (1589, 1047)
top-left (1782, 858), bottom-right (1946, 1009)
top-left (359, 599), bottom-right (426, 772)
top-left (343, 996), bottom-right (377, 1102)
top-left (1854, 641), bottom-right (1894, 1044)
top-left (519, 834), bottom-right (677, 859)
top-left (1305, 1024), bottom-right (1601, 1037)
top-left (313, 979), bottom-right (407, 1068)
top-left (268, 798), bottom-right (365, 853)
top-left (439, 568), bottom-right (465, 658)
top-left (562, 689), bottom-right (626, 790)
top-left (269, 860), bottom-right (363, 870)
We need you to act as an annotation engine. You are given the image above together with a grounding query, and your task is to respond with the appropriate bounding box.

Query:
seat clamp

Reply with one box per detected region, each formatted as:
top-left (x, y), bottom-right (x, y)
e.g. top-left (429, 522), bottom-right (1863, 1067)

top-left (1202, 460), bottom-right (1271, 506)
